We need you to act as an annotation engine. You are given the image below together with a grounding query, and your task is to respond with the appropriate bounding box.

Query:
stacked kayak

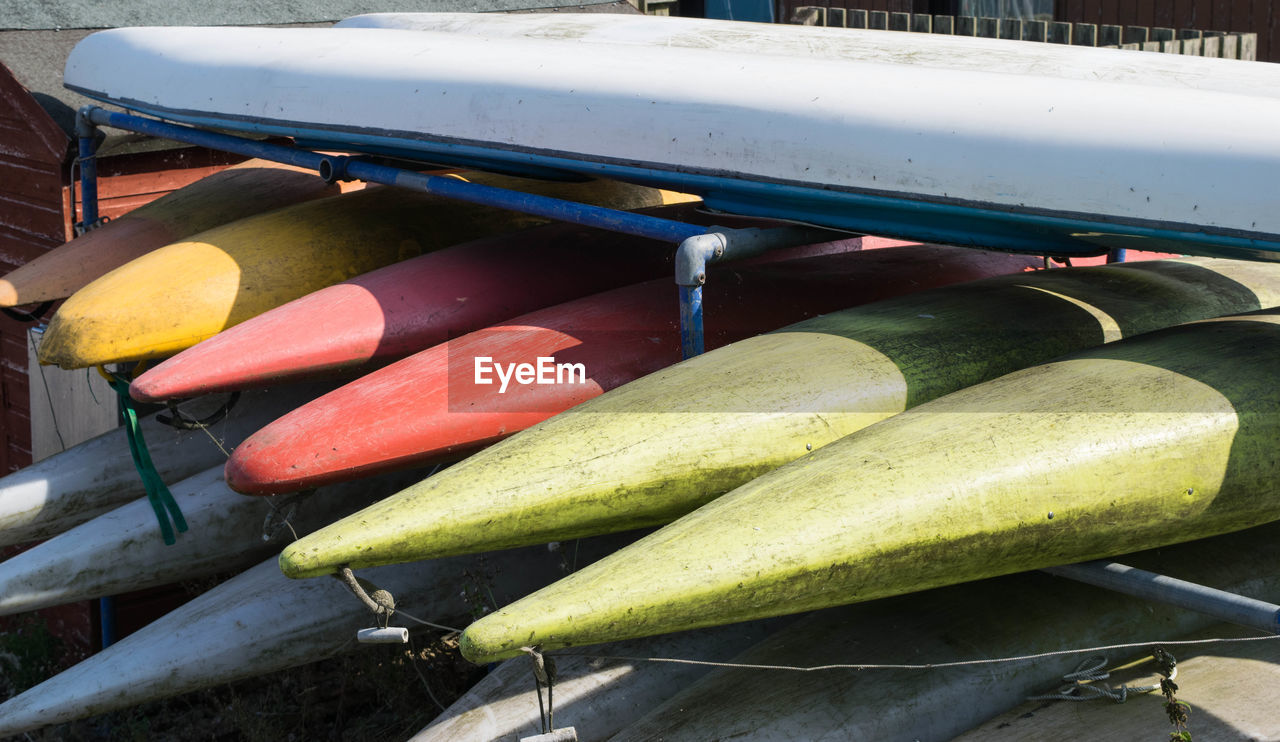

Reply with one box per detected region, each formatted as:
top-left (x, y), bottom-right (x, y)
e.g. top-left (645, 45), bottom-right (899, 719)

top-left (223, 245), bottom-right (1040, 493)
top-left (0, 465), bottom-right (427, 616)
top-left (37, 174), bottom-right (690, 369)
top-left (277, 256), bottom-right (1280, 577)
top-left (457, 308), bottom-right (1280, 660)
top-left (9, 12), bottom-right (1280, 739)
top-left (0, 533), bottom-right (641, 737)
top-left (607, 522), bottom-right (1280, 741)
top-left (0, 159), bottom-right (336, 309)
top-left (0, 382), bottom-right (336, 547)
top-left (63, 18), bottom-right (1280, 259)
top-left (128, 206), bottom-right (895, 401)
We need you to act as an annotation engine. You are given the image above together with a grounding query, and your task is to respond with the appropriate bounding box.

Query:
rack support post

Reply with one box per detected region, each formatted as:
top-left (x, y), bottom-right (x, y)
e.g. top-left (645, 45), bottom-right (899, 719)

top-left (75, 109), bottom-right (100, 232)
top-left (1044, 560), bottom-right (1280, 635)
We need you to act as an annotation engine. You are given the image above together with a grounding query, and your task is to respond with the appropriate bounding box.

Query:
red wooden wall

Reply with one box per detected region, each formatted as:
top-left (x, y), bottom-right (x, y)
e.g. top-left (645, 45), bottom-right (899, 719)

top-left (1, 60), bottom-right (243, 660)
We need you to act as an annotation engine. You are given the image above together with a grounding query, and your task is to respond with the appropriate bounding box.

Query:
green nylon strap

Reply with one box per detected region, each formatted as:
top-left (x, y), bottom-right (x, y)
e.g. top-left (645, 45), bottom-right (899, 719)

top-left (105, 376), bottom-right (188, 545)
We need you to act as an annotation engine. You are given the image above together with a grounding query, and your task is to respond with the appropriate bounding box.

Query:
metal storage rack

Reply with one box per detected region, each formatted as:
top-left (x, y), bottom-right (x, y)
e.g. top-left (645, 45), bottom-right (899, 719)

top-left (71, 103), bottom-right (1280, 646)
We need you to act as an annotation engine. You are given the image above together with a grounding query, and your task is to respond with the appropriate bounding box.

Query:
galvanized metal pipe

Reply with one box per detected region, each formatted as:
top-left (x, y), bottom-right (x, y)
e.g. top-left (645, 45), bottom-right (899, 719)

top-left (1044, 560), bottom-right (1280, 635)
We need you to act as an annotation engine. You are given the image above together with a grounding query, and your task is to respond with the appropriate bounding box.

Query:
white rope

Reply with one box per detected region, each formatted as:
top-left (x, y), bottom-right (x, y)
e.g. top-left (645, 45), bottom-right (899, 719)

top-left (552, 632), bottom-right (1280, 673)
top-left (1025, 655), bottom-right (1168, 703)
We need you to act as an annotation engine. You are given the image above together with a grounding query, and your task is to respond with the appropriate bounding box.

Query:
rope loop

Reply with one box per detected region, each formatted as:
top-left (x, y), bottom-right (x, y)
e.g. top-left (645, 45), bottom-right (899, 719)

top-left (1027, 654), bottom-right (1162, 704)
top-left (336, 567), bottom-right (396, 627)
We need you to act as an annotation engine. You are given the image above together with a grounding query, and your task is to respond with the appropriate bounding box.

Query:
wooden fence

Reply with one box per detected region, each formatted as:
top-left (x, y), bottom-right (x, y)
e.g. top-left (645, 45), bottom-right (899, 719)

top-left (790, 8), bottom-right (1259, 60)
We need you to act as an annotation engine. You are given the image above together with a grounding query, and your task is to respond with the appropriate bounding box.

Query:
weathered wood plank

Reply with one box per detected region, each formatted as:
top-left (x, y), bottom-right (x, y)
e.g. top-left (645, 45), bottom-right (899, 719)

top-left (1239, 32), bottom-right (1257, 60)
top-left (26, 327), bottom-right (118, 463)
top-left (1221, 33), bottom-right (1240, 58)
top-left (1202, 34), bottom-right (1222, 57)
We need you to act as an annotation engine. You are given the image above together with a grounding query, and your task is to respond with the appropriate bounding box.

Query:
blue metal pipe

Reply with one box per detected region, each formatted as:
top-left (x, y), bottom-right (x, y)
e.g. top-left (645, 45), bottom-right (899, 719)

top-left (326, 155), bottom-right (708, 245)
top-left (75, 110), bottom-right (100, 229)
top-left (1107, 248), bottom-right (1128, 263)
top-left (79, 107), bottom-right (710, 245)
top-left (83, 106), bottom-right (327, 171)
top-left (1044, 560), bottom-right (1280, 635)
top-left (99, 595), bottom-right (117, 649)
top-left (679, 285), bottom-right (704, 359)
top-left (77, 109), bottom-right (117, 650)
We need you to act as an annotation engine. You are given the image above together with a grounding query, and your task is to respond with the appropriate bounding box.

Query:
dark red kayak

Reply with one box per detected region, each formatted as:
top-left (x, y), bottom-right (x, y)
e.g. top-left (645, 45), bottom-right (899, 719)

top-left (225, 245), bottom-right (1039, 494)
top-left (130, 204), bottom-right (898, 402)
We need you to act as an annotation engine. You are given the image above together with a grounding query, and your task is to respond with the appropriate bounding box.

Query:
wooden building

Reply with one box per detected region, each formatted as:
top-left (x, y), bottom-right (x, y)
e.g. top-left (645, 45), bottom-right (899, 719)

top-left (777, 0), bottom-right (1280, 61)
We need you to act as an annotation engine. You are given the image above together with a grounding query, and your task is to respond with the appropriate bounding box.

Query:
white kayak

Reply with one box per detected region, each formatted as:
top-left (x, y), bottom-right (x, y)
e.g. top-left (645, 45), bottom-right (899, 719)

top-left (0, 465), bottom-right (426, 616)
top-left (609, 523), bottom-right (1280, 741)
top-left (64, 20), bottom-right (1280, 260)
top-left (0, 382), bottom-right (333, 547)
top-left (411, 620), bottom-right (789, 742)
top-left (0, 534), bottom-right (637, 737)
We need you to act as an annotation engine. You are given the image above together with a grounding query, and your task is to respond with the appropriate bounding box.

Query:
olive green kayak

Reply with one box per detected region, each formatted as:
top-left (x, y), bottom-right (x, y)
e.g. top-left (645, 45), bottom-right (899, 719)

top-left (279, 257), bottom-right (1280, 580)
top-left (611, 521), bottom-right (1280, 741)
top-left (459, 309), bottom-right (1280, 661)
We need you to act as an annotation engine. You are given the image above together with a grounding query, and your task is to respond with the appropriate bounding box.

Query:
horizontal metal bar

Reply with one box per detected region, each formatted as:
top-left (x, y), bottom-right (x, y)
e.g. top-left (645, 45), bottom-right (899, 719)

top-left (84, 106), bottom-right (327, 170)
top-left (328, 155), bottom-right (708, 245)
top-left (1044, 560), bottom-right (1280, 635)
top-left (83, 106), bottom-right (711, 245)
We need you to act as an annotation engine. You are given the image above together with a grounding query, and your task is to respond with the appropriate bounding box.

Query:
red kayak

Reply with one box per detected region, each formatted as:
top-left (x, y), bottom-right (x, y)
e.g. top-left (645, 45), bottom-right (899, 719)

top-left (225, 245), bottom-right (1038, 494)
top-left (130, 204), bottom-right (901, 402)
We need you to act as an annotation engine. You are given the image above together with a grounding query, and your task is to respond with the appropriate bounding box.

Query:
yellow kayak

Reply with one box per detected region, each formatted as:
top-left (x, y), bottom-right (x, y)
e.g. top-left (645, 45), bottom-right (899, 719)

top-left (0, 159), bottom-right (336, 308)
top-left (38, 175), bottom-right (693, 369)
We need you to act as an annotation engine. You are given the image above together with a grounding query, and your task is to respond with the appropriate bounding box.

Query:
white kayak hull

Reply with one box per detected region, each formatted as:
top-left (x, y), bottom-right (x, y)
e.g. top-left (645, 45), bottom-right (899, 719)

top-left (64, 21), bottom-right (1280, 260)
top-left (0, 382), bottom-right (334, 547)
top-left (610, 523), bottom-right (1280, 741)
top-left (411, 620), bottom-right (788, 742)
top-left (0, 466), bottom-right (427, 616)
top-left (0, 534), bottom-right (637, 737)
